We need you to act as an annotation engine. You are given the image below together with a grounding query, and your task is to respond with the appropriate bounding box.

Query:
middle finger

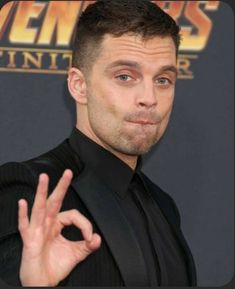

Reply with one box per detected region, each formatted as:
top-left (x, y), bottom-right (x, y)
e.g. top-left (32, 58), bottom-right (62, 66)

top-left (46, 169), bottom-right (73, 218)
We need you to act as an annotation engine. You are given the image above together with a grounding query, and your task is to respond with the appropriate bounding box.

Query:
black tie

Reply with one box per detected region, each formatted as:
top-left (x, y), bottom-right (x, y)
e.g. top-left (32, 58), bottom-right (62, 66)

top-left (130, 183), bottom-right (168, 286)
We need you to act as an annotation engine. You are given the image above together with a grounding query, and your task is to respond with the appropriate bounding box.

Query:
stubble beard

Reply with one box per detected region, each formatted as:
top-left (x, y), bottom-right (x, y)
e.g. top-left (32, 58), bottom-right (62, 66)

top-left (86, 89), bottom-right (162, 157)
top-left (92, 121), bottom-right (161, 157)
top-left (114, 126), bottom-right (161, 156)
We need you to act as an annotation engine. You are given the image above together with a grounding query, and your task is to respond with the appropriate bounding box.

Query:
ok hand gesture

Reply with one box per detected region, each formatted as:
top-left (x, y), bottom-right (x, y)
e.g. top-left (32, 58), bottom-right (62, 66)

top-left (18, 169), bottom-right (101, 286)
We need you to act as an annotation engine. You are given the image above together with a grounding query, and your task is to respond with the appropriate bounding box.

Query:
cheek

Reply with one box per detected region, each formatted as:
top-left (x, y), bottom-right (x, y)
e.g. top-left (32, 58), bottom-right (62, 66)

top-left (157, 94), bottom-right (174, 130)
top-left (87, 90), bottom-right (123, 131)
top-left (162, 108), bottom-right (172, 125)
top-left (158, 106), bottom-right (173, 136)
top-left (158, 91), bottom-right (174, 117)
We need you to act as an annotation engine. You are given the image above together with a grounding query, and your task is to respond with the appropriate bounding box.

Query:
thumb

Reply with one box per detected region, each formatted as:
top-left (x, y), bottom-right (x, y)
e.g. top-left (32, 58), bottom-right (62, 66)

top-left (74, 233), bottom-right (102, 262)
top-left (86, 233), bottom-right (102, 251)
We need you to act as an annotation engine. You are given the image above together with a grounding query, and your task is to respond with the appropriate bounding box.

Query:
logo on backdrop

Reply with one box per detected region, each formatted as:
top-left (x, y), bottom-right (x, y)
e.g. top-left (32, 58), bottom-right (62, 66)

top-left (0, 1), bottom-right (220, 79)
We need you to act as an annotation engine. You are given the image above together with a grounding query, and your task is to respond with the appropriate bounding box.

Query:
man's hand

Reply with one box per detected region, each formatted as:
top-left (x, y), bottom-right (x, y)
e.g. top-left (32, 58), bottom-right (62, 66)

top-left (18, 169), bottom-right (101, 286)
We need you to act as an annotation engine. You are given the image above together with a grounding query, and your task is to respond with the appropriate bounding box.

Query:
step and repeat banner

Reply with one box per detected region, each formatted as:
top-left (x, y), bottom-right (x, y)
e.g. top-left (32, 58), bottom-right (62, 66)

top-left (0, 1), bottom-right (234, 287)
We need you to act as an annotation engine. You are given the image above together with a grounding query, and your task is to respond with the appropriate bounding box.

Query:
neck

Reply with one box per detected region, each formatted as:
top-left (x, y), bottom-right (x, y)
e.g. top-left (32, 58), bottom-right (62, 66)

top-left (76, 124), bottom-right (138, 170)
top-left (106, 148), bottom-right (138, 170)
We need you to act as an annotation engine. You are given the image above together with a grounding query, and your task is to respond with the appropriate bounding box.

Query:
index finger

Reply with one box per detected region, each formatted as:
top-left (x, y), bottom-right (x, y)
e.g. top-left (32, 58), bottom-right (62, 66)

top-left (30, 173), bottom-right (49, 227)
top-left (46, 169), bottom-right (73, 218)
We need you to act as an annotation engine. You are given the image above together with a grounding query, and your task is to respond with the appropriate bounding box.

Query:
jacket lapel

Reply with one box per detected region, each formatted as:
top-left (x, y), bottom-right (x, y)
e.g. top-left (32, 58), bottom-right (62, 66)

top-left (71, 166), bottom-right (149, 286)
top-left (159, 207), bottom-right (197, 286)
top-left (141, 175), bottom-right (197, 286)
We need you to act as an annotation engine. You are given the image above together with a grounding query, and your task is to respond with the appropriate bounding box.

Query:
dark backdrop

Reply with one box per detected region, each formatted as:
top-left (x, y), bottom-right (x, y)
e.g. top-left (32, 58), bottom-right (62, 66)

top-left (0, 1), bottom-right (234, 287)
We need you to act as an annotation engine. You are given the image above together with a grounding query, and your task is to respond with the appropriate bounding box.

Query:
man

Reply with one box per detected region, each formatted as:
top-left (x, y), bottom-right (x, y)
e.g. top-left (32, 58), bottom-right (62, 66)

top-left (0, 0), bottom-right (196, 286)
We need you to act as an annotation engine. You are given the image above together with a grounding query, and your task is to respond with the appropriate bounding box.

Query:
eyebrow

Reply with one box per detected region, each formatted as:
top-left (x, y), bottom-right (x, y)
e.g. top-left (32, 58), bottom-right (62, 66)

top-left (158, 65), bottom-right (178, 78)
top-left (105, 60), bottom-right (141, 71)
top-left (104, 60), bottom-right (178, 77)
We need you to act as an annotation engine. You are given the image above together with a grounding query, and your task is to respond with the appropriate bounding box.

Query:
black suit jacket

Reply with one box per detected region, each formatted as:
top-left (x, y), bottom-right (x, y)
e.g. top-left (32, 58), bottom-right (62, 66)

top-left (0, 138), bottom-right (197, 286)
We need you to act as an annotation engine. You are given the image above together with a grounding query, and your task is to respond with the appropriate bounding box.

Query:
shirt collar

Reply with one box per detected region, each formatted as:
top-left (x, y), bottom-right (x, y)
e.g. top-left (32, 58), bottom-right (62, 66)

top-left (69, 127), bottom-right (142, 198)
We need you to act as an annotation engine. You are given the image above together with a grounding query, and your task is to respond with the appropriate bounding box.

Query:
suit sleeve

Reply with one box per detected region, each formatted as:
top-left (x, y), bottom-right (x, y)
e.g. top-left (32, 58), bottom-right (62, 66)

top-left (0, 162), bottom-right (38, 286)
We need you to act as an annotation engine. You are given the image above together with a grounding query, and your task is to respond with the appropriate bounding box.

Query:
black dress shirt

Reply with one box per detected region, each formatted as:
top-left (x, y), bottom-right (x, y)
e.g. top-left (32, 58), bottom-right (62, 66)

top-left (69, 128), bottom-right (189, 286)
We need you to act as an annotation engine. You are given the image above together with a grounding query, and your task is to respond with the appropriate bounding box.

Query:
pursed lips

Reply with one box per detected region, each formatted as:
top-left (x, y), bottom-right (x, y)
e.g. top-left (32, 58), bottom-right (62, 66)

top-left (125, 112), bottom-right (162, 126)
top-left (127, 120), bottom-right (158, 125)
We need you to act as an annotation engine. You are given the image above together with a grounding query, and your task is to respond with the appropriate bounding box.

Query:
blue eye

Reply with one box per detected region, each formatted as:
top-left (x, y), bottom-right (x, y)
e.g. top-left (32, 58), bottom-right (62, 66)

top-left (157, 78), bottom-right (171, 85)
top-left (116, 75), bottom-right (132, 81)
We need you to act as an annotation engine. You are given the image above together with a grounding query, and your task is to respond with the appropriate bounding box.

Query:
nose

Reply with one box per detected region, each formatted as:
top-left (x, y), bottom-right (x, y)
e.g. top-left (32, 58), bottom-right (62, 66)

top-left (136, 81), bottom-right (157, 109)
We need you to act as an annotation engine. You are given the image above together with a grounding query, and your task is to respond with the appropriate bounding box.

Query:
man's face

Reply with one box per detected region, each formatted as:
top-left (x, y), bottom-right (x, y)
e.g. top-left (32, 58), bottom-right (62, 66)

top-left (79, 34), bottom-right (177, 161)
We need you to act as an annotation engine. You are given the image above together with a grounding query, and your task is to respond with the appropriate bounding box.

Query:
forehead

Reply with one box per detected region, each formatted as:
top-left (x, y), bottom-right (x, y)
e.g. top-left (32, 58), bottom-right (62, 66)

top-left (97, 34), bottom-right (177, 66)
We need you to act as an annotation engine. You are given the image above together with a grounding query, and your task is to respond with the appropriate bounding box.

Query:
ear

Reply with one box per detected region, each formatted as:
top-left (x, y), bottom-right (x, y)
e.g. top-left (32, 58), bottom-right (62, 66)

top-left (67, 67), bottom-right (88, 104)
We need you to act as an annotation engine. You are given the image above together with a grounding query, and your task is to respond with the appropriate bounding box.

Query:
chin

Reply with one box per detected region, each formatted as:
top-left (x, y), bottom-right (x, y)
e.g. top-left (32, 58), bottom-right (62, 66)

top-left (118, 138), bottom-right (158, 156)
top-left (121, 146), bottom-right (152, 156)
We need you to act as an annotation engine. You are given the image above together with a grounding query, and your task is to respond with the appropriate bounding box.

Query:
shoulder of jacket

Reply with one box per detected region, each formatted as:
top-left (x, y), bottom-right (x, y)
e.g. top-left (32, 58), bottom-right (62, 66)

top-left (0, 139), bottom-right (83, 237)
top-left (0, 161), bottom-right (37, 239)
top-left (23, 139), bottom-right (83, 181)
top-left (0, 161), bottom-right (37, 188)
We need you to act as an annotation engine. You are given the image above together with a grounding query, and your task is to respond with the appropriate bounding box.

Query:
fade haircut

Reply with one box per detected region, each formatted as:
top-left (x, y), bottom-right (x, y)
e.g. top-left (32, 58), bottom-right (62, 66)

top-left (72, 0), bottom-right (181, 73)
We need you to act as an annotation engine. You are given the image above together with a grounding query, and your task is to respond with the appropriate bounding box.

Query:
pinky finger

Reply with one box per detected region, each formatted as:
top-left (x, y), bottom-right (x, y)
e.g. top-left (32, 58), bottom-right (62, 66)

top-left (18, 199), bottom-right (29, 236)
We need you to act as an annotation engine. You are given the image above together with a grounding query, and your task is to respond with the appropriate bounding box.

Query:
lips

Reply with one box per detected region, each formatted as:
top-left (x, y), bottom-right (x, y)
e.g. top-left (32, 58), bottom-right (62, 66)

top-left (127, 120), bottom-right (157, 125)
top-left (125, 112), bottom-right (162, 126)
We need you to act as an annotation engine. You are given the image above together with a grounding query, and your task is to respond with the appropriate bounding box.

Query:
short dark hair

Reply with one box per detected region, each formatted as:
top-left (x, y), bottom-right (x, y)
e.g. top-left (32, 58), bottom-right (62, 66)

top-left (72, 0), bottom-right (181, 72)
